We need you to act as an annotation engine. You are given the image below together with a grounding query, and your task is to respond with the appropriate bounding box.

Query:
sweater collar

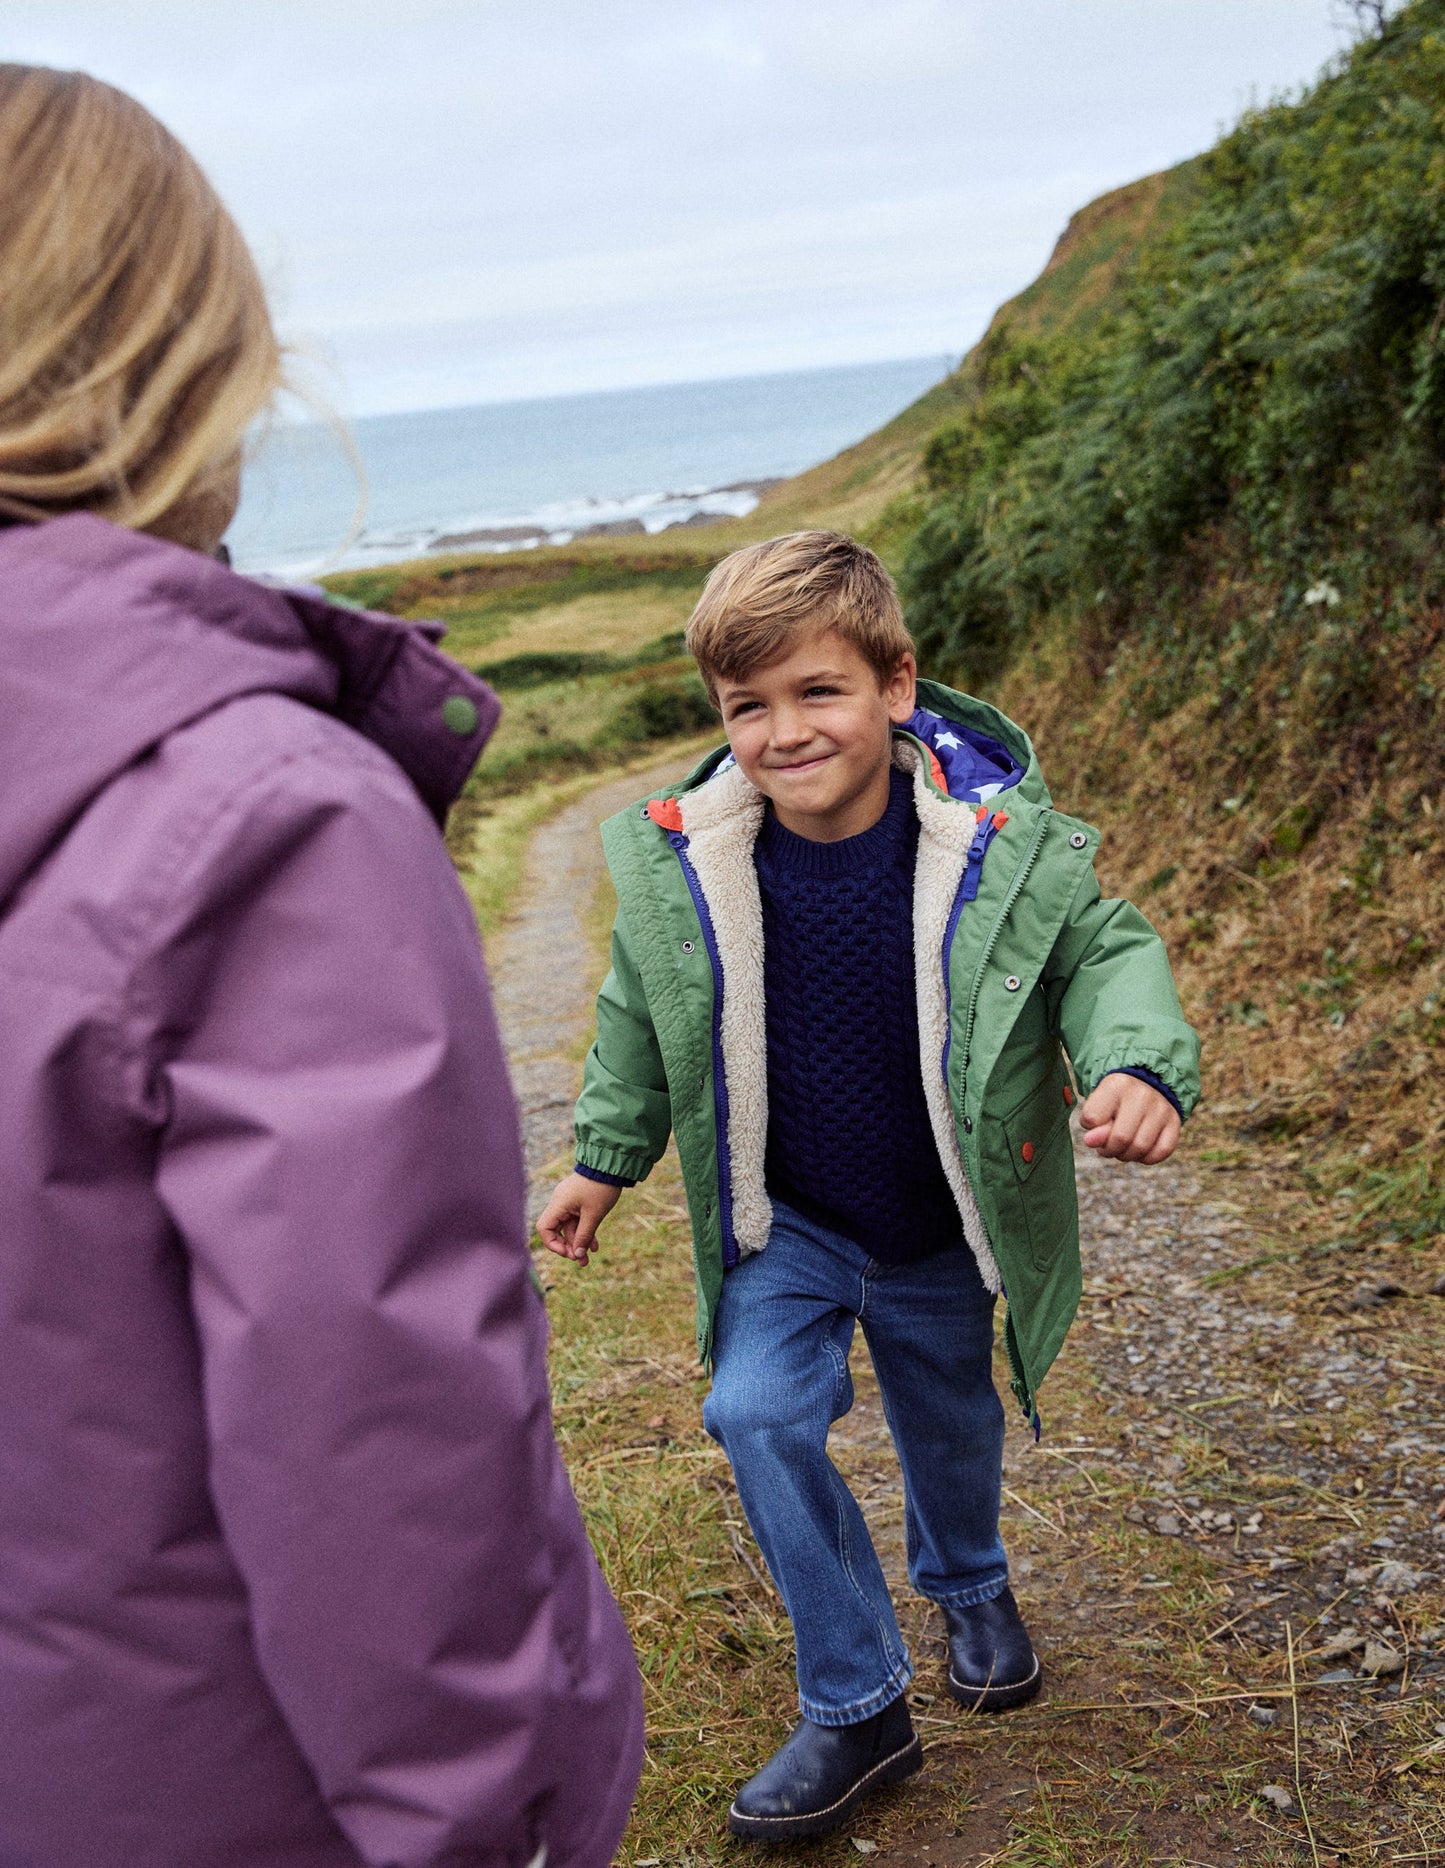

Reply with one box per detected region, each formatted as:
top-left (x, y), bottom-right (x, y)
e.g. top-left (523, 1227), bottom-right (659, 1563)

top-left (754, 763), bottom-right (915, 879)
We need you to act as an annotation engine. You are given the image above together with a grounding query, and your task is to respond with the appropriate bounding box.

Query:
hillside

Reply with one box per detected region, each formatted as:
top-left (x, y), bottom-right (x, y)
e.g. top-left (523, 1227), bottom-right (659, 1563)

top-left (903, 0), bottom-right (1445, 1249)
top-left (326, 0), bottom-right (1445, 1252)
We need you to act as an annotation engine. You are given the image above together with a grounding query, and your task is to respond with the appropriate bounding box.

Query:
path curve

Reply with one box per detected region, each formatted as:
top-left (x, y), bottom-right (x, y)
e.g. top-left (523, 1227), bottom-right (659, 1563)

top-left (487, 755), bottom-right (700, 1222)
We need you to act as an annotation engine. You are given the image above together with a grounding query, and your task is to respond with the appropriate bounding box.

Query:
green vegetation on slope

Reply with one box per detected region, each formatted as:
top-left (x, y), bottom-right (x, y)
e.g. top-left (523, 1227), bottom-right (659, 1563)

top-left (900, 1), bottom-right (1445, 1242)
top-left (904, 3), bottom-right (1445, 695)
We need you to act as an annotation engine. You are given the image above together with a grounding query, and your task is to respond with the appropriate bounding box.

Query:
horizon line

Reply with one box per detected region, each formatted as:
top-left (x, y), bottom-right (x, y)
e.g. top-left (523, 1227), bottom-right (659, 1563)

top-left (268, 349), bottom-right (960, 431)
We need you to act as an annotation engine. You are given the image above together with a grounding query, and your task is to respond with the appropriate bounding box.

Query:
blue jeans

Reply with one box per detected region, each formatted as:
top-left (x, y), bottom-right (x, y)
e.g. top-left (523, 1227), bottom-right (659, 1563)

top-left (702, 1201), bottom-right (1008, 1726)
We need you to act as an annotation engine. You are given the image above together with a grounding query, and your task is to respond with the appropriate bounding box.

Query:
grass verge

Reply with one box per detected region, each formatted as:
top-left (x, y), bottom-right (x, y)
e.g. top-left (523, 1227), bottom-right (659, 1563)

top-left (448, 733), bottom-right (718, 940)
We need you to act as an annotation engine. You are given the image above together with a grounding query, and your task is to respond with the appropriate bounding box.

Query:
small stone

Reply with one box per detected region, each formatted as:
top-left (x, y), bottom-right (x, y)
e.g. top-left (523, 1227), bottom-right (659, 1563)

top-left (1360, 1640), bottom-right (1405, 1678)
top-left (1154, 1513), bottom-right (1182, 1537)
top-left (1375, 1560), bottom-right (1426, 1594)
top-left (1247, 1703), bottom-right (1278, 1726)
top-left (1258, 1784), bottom-right (1295, 1813)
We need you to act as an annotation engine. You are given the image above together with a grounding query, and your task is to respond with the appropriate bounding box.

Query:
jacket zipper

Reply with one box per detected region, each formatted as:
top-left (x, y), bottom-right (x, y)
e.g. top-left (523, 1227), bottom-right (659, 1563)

top-left (955, 811), bottom-right (1051, 1112)
top-left (951, 811), bottom-right (1051, 1428)
top-left (939, 811), bottom-right (1006, 1085)
top-left (938, 870), bottom-right (972, 1089)
top-left (668, 833), bottom-right (739, 1269)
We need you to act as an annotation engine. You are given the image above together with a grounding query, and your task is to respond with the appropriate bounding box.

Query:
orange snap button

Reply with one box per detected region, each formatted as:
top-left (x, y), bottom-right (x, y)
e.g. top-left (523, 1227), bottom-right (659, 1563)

top-left (1063, 1085), bottom-right (1074, 1106)
top-left (1021, 1141), bottom-right (1035, 1164)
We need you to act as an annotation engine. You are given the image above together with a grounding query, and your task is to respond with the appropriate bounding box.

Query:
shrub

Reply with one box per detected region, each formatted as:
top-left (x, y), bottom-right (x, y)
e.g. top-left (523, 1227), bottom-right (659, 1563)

top-left (902, 0), bottom-right (1445, 722)
top-left (600, 677), bottom-right (716, 746)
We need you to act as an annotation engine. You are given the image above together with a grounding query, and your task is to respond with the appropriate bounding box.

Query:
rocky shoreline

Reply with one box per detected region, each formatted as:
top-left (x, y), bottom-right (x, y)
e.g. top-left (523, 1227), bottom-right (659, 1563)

top-left (430, 478), bottom-right (781, 552)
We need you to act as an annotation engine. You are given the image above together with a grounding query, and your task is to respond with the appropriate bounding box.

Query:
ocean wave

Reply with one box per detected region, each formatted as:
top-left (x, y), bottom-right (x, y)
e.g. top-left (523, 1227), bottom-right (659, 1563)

top-left (261, 479), bottom-right (777, 580)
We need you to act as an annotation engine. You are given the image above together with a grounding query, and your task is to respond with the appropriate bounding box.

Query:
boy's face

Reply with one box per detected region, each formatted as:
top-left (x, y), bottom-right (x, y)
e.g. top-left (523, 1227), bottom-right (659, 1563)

top-left (714, 627), bottom-right (916, 842)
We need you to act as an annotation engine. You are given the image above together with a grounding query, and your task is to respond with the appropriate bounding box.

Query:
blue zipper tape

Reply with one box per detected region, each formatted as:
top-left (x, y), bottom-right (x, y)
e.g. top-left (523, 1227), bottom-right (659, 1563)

top-left (669, 832), bottom-right (739, 1269)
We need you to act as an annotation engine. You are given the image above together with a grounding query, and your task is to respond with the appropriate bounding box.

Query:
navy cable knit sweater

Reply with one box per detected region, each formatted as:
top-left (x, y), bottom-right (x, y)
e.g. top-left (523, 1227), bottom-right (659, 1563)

top-left (754, 766), bottom-right (962, 1264)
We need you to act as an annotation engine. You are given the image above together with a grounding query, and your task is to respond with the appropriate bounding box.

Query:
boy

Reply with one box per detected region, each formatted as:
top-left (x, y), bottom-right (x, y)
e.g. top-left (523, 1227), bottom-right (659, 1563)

top-left (538, 532), bottom-right (1200, 1840)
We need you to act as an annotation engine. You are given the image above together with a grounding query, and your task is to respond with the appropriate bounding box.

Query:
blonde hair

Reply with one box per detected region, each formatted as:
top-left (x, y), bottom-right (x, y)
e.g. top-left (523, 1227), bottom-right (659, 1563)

top-left (0, 65), bottom-right (281, 534)
top-left (685, 530), bottom-right (914, 700)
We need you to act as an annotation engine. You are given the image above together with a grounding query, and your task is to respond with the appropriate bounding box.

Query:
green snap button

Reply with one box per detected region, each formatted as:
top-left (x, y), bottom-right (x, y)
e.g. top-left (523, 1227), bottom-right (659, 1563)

top-left (441, 695), bottom-right (478, 737)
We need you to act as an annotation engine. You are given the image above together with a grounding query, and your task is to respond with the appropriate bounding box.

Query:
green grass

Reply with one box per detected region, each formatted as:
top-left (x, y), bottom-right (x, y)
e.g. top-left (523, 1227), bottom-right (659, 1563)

top-left (325, 551), bottom-right (710, 666)
top-left (447, 733), bottom-right (719, 939)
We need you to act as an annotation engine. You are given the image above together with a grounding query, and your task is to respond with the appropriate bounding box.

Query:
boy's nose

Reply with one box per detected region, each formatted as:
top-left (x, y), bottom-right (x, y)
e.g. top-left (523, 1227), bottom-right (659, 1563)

top-left (770, 709), bottom-right (812, 748)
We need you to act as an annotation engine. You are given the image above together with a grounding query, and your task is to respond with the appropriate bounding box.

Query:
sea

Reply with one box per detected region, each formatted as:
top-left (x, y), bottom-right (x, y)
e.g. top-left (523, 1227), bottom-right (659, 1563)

top-left (229, 355), bottom-right (953, 578)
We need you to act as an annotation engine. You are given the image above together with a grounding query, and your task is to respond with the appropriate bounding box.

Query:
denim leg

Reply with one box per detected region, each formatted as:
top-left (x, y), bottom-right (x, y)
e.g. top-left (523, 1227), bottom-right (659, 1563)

top-left (860, 1247), bottom-right (1010, 1608)
top-left (702, 1206), bottom-right (913, 1725)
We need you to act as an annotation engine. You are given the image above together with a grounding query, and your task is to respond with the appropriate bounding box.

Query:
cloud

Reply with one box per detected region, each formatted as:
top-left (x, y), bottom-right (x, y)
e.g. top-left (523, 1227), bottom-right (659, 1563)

top-left (5, 0), bottom-right (1345, 411)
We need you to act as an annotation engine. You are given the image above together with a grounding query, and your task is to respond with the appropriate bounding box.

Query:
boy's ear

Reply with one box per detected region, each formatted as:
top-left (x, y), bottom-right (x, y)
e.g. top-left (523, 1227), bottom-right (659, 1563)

top-left (885, 652), bottom-right (918, 724)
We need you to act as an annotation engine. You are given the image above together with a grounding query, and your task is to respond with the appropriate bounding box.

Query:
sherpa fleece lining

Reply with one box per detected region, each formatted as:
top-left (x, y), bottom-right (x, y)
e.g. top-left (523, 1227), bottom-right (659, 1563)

top-left (677, 762), bottom-right (770, 1252)
top-left (675, 742), bottom-right (1002, 1293)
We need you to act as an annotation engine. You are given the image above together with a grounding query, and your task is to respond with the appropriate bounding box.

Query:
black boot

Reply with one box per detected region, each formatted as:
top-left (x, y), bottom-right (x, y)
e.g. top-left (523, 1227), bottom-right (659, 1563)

top-left (727, 1694), bottom-right (922, 1840)
top-left (942, 1587), bottom-right (1041, 1711)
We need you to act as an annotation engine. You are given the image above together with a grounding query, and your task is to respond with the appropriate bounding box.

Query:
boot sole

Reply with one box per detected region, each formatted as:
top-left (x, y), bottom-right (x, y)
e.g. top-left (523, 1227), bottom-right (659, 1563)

top-left (726, 1735), bottom-right (924, 1841)
top-left (946, 1653), bottom-right (1042, 1713)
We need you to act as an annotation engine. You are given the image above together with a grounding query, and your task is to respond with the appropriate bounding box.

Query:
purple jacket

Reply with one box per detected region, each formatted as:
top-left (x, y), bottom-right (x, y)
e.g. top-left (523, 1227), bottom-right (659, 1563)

top-left (0, 517), bottom-right (643, 1868)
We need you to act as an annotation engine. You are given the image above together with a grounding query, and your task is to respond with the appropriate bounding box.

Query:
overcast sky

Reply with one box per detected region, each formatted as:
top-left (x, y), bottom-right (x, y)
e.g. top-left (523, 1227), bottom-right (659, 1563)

top-left (6, 2), bottom-right (1352, 416)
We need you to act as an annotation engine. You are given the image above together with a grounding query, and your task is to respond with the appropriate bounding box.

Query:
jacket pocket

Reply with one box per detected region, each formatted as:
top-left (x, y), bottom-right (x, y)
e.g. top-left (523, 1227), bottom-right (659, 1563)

top-left (1002, 1061), bottom-right (1076, 1272)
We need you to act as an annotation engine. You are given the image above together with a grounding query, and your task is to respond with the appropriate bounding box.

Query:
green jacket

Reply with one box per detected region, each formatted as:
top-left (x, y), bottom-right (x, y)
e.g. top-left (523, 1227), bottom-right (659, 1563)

top-left (574, 679), bottom-right (1200, 1418)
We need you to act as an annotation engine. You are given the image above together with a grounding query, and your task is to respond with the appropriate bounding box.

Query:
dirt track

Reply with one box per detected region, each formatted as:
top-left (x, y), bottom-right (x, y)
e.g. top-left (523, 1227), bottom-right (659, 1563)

top-left (487, 754), bottom-right (698, 1221)
top-left (485, 773), bottom-right (1445, 1865)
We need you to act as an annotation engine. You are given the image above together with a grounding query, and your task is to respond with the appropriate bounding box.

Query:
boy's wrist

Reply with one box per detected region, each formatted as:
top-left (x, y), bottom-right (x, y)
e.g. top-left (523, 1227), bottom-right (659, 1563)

top-left (1105, 1067), bottom-right (1183, 1119)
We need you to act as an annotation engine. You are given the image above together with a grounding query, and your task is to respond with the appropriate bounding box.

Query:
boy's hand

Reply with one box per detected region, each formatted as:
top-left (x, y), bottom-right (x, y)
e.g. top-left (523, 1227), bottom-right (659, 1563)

top-left (536, 1172), bottom-right (623, 1264)
top-left (1079, 1073), bottom-right (1181, 1165)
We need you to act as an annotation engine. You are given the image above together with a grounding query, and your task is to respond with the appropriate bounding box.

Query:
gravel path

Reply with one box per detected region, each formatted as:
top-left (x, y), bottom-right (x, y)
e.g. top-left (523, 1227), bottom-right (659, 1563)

top-left (487, 755), bottom-right (699, 1222)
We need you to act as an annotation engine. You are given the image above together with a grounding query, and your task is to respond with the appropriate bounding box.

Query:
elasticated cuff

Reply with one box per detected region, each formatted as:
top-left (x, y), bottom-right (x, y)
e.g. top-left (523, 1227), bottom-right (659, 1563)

top-left (574, 1136), bottom-right (658, 1184)
top-left (575, 1161), bottom-right (636, 1189)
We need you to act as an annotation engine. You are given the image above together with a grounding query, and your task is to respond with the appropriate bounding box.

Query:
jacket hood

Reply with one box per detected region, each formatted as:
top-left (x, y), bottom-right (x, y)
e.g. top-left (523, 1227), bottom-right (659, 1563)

top-left (0, 514), bottom-right (498, 907)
